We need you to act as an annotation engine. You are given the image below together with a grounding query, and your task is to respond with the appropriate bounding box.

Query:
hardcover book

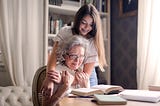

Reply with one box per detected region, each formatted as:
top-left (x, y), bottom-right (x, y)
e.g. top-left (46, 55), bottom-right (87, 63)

top-left (149, 85), bottom-right (160, 91)
top-left (94, 94), bottom-right (127, 105)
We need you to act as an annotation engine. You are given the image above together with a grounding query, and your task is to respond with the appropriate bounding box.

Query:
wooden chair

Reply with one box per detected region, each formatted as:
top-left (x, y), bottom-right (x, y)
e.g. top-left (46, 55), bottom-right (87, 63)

top-left (32, 66), bottom-right (46, 106)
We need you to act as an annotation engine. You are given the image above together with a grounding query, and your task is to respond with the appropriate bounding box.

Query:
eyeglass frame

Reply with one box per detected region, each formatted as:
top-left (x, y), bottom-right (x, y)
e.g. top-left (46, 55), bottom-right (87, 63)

top-left (66, 53), bottom-right (85, 60)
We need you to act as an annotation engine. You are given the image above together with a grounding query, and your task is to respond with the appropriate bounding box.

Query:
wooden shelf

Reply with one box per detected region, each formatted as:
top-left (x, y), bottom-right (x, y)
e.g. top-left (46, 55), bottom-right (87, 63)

top-left (48, 34), bottom-right (56, 38)
top-left (49, 5), bottom-right (79, 15)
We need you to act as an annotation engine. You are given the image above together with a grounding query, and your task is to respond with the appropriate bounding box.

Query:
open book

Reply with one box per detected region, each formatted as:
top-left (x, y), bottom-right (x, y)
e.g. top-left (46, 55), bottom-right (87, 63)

top-left (71, 84), bottom-right (124, 96)
top-left (94, 94), bottom-right (127, 105)
top-left (119, 89), bottom-right (160, 103)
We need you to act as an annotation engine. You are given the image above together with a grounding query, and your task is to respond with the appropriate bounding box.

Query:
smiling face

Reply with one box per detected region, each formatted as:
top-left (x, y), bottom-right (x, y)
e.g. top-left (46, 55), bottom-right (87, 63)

top-left (79, 15), bottom-right (93, 37)
top-left (64, 45), bottom-right (85, 70)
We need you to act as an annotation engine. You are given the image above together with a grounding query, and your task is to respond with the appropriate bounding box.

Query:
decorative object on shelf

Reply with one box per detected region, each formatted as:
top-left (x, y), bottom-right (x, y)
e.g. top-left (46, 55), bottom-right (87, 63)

top-left (119, 0), bottom-right (138, 17)
top-left (49, 0), bottom-right (63, 6)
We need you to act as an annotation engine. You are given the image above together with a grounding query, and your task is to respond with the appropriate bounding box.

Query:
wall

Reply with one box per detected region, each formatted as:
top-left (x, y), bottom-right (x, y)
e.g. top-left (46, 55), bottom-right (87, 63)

top-left (110, 0), bottom-right (137, 89)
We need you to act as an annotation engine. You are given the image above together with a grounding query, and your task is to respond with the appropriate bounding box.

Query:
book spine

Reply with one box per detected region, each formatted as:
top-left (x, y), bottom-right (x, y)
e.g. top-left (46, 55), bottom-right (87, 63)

top-left (50, 16), bottom-right (54, 34)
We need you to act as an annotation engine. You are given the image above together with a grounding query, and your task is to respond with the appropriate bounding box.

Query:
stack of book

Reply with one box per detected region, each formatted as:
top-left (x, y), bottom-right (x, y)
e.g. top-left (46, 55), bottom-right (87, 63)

top-left (149, 85), bottom-right (160, 91)
top-left (119, 89), bottom-right (160, 103)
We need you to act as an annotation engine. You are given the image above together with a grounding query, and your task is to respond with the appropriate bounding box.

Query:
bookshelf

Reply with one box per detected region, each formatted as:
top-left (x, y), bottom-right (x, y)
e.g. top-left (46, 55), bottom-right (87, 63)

top-left (44, 0), bottom-right (110, 84)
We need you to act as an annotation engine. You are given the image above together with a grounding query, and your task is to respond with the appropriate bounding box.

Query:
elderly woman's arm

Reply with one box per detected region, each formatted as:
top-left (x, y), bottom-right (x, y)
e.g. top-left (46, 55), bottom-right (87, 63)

top-left (42, 71), bottom-right (70, 106)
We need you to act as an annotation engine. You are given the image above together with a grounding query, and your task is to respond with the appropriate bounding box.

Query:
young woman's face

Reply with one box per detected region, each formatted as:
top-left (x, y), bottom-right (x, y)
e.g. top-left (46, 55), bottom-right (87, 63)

top-left (65, 45), bottom-right (85, 70)
top-left (79, 15), bottom-right (93, 36)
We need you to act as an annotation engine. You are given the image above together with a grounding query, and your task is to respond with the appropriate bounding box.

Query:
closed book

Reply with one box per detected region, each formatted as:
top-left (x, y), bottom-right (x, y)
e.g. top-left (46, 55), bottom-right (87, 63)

top-left (94, 94), bottom-right (127, 105)
top-left (149, 85), bottom-right (160, 91)
top-left (119, 90), bottom-right (160, 103)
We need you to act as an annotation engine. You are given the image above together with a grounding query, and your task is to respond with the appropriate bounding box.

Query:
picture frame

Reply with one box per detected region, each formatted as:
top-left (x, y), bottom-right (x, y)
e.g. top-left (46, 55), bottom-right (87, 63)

top-left (119, 0), bottom-right (138, 17)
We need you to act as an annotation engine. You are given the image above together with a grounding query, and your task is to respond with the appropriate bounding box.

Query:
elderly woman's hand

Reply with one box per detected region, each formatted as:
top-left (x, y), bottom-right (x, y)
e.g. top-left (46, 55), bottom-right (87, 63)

top-left (75, 71), bottom-right (89, 88)
top-left (61, 71), bottom-right (70, 90)
top-left (41, 77), bottom-right (54, 98)
top-left (41, 70), bottom-right (61, 99)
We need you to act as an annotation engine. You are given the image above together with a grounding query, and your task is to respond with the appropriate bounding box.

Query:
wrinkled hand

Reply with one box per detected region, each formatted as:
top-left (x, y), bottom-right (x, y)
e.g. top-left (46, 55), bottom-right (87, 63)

top-left (47, 71), bottom-right (61, 84)
top-left (61, 71), bottom-right (70, 90)
top-left (75, 71), bottom-right (89, 88)
top-left (41, 77), bottom-right (54, 98)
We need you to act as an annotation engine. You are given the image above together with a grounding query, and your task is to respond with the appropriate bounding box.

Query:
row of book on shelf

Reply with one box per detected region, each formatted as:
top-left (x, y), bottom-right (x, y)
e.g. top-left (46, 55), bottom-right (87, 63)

top-left (48, 16), bottom-right (74, 34)
top-left (92, 0), bottom-right (107, 12)
top-left (49, 0), bottom-right (107, 13)
top-left (80, 0), bottom-right (108, 12)
top-left (49, 16), bottom-right (63, 34)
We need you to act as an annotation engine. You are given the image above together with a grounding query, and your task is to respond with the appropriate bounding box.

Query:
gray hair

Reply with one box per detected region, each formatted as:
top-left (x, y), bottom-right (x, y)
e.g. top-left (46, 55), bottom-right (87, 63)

top-left (56, 35), bottom-right (89, 63)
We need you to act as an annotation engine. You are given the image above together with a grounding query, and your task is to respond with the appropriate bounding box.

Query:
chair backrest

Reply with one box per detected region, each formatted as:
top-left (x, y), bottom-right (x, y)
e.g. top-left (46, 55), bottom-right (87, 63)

top-left (32, 66), bottom-right (46, 106)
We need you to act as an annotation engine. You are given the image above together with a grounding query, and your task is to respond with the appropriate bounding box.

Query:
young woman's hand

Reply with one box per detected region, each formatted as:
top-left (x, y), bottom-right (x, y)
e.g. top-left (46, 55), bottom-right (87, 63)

top-left (47, 71), bottom-right (61, 84)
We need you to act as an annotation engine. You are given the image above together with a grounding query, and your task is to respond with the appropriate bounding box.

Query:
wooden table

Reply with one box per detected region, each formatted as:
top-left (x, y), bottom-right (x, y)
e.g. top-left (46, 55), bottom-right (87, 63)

top-left (60, 96), bottom-right (160, 106)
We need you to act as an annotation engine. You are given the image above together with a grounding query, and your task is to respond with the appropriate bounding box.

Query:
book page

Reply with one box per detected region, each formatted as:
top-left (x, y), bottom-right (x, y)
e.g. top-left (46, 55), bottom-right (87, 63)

top-left (72, 88), bottom-right (100, 93)
top-left (91, 85), bottom-right (123, 93)
top-left (71, 88), bottom-right (103, 96)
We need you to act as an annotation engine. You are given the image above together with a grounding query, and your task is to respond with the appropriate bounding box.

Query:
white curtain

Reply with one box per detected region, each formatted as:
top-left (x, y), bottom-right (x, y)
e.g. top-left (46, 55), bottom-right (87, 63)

top-left (0, 0), bottom-right (44, 86)
top-left (137, 0), bottom-right (160, 89)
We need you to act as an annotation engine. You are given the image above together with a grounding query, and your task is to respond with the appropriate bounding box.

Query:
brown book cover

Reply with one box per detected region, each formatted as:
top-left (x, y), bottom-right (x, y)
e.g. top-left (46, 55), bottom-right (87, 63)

top-left (149, 85), bottom-right (160, 91)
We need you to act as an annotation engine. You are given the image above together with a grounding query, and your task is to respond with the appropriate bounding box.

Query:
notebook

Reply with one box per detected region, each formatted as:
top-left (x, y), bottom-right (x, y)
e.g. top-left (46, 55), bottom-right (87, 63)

top-left (93, 94), bottom-right (127, 105)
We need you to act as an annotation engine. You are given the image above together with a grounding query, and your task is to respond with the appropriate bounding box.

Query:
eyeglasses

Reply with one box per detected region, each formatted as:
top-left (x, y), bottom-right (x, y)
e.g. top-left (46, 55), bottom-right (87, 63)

top-left (66, 53), bottom-right (85, 60)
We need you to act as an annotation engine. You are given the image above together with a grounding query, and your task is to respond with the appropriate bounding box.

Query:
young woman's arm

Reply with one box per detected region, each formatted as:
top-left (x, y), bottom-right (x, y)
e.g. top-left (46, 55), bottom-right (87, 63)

top-left (41, 42), bottom-right (59, 98)
top-left (83, 62), bottom-right (95, 75)
top-left (47, 41), bottom-right (59, 71)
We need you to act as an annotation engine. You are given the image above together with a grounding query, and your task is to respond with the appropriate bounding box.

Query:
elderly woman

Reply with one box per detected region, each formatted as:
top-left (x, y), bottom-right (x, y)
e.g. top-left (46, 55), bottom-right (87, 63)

top-left (42, 35), bottom-right (89, 106)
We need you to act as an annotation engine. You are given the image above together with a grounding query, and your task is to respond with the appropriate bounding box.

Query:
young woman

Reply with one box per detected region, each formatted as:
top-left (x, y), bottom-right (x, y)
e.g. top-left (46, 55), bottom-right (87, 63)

top-left (42, 35), bottom-right (89, 106)
top-left (41, 3), bottom-right (107, 98)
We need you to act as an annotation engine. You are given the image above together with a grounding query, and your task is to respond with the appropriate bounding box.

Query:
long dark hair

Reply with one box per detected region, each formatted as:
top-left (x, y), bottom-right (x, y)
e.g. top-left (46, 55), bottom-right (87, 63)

top-left (72, 3), bottom-right (97, 38)
top-left (72, 3), bottom-right (107, 71)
